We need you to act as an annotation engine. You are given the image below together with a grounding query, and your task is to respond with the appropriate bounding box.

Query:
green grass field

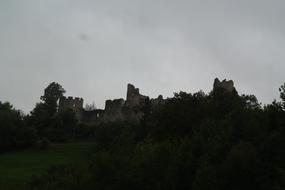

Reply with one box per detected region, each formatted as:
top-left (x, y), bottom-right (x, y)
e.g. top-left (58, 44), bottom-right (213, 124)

top-left (0, 142), bottom-right (97, 189)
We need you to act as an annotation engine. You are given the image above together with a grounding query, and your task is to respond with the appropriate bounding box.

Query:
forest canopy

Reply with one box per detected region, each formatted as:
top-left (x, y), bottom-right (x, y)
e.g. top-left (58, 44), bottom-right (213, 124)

top-left (0, 80), bottom-right (285, 190)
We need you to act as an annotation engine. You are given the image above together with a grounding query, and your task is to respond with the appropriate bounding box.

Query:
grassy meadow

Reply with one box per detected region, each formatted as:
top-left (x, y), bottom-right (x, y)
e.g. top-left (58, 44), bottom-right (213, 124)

top-left (0, 142), bottom-right (96, 189)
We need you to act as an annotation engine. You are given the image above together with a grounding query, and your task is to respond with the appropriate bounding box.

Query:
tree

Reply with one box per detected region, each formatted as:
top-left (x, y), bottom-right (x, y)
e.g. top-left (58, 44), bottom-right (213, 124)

top-left (40, 82), bottom-right (65, 115)
top-left (47, 109), bottom-right (78, 142)
top-left (28, 82), bottom-right (66, 138)
top-left (279, 83), bottom-right (285, 109)
top-left (0, 101), bottom-right (37, 150)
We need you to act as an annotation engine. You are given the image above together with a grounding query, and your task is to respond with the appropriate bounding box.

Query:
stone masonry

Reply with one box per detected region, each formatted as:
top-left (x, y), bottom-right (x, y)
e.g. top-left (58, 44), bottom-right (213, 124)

top-left (58, 84), bottom-right (162, 125)
top-left (58, 78), bottom-right (235, 125)
top-left (213, 78), bottom-right (235, 92)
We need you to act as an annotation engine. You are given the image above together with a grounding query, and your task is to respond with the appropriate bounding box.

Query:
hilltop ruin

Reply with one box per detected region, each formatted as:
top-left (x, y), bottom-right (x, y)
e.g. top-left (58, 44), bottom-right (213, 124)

top-left (59, 78), bottom-right (235, 125)
top-left (58, 83), bottom-right (164, 125)
top-left (213, 78), bottom-right (235, 92)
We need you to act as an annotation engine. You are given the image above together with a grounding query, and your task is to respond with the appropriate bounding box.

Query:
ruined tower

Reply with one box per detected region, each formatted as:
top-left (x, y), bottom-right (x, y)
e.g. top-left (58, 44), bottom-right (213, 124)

top-left (102, 84), bottom-right (149, 123)
top-left (58, 96), bottom-right (84, 120)
top-left (126, 84), bottom-right (148, 108)
top-left (59, 96), bottom-right (83, 112)
top-left (213, 78), bottom-right (235, 92)
top-left (103, 98), bottom-right (125, 122)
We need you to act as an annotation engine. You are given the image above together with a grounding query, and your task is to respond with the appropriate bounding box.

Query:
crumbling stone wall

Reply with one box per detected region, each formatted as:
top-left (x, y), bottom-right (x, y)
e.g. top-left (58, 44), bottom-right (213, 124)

top-left (102, 84), bottom-right (153, 124)
top-left (59, 96), bottom-right (104, 124)
top-left (59, 96), bottom-right (106, 125)
top-left (126, 84), bottom-right (148, 108)
top-left (59, 96), bottom-right (83, 112)
top-left (59, 96), bottom-right (84, 120)
top-left (103, 98), bottom-right (125, 122)
top-left (57, 84), bottom-right (167, 125)
top-left (213, 78), bottom-right (235, 92)
top-left (58, 79), bottom-right (237, 125)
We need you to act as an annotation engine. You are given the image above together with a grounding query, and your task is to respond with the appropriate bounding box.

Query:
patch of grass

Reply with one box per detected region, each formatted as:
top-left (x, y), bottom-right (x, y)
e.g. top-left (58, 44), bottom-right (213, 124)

top-left (0, 142), bottom-right (96, 189)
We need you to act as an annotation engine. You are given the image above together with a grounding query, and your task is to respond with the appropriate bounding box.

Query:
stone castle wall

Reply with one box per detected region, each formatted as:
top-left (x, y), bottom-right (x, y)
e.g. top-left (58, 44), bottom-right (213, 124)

top-left (59, 96), bottom-right (84, 120)
top-left (213, 78), bottom-right (235, 92)
top-left (58, 84), bottom-right (156, 125)
top-left (103, 84), bottom-right (150, 124)
top-left (58, 78), bottom-right (233, 125)
top-left (103, 98), bottom-right (125, 122)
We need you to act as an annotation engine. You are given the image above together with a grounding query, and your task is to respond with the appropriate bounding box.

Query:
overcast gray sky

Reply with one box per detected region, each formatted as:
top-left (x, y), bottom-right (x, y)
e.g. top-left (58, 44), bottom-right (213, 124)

top-left (1, 0), bottom-right (285, 113)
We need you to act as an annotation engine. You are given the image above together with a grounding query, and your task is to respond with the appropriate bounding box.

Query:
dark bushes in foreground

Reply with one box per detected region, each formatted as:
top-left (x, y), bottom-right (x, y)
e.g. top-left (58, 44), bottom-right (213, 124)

top-left (29, 84), bottom-right (285, 190)
top-left (0, 102), bottom-right (37, 151)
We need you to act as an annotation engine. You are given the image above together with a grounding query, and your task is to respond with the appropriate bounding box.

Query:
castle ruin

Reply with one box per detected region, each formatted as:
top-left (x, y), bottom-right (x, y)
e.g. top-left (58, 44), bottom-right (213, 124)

top-left (59, 78), bottom-right (235, 125)
top-left (58, 83), bottom-right (163, 125)
top-left (59, 96), bottom-right (84, 120)
top-left (213, 78), bottom-right (235, 92)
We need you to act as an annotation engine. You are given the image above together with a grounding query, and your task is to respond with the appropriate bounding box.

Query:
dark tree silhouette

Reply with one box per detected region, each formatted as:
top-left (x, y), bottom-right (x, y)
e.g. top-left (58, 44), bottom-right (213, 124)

top-left (279, 83), bottom-right (285, 109)
top-left (40, 82), bottom-right (66, 115)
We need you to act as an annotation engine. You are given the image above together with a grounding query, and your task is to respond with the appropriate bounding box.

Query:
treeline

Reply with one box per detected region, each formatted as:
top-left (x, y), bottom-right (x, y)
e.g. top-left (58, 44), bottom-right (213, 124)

top-left (0, 82), bottom-right (82, 151)
top-left (27, 83), bottom-right (285, 190)
top-left (0, 102), bottom-right (37, 151)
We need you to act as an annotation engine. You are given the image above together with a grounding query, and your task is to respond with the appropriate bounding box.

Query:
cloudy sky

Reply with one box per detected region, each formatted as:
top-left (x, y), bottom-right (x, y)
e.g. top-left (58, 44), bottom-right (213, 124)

top-left (1, 0), bottom-right (285, 112)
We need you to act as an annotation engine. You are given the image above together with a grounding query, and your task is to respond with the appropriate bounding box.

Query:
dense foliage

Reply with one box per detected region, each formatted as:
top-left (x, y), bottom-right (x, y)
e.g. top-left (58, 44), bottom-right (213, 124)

top-left (27, 83), bottom-right (285, 190)
top-left (0, 102), bottom-right (37, 151)
top-left (0, 82), bottom-right (77, 151)
top-left (1, 82), bottom-right (285, 189)
top-left (26, 82), bottom-right (76, 142)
